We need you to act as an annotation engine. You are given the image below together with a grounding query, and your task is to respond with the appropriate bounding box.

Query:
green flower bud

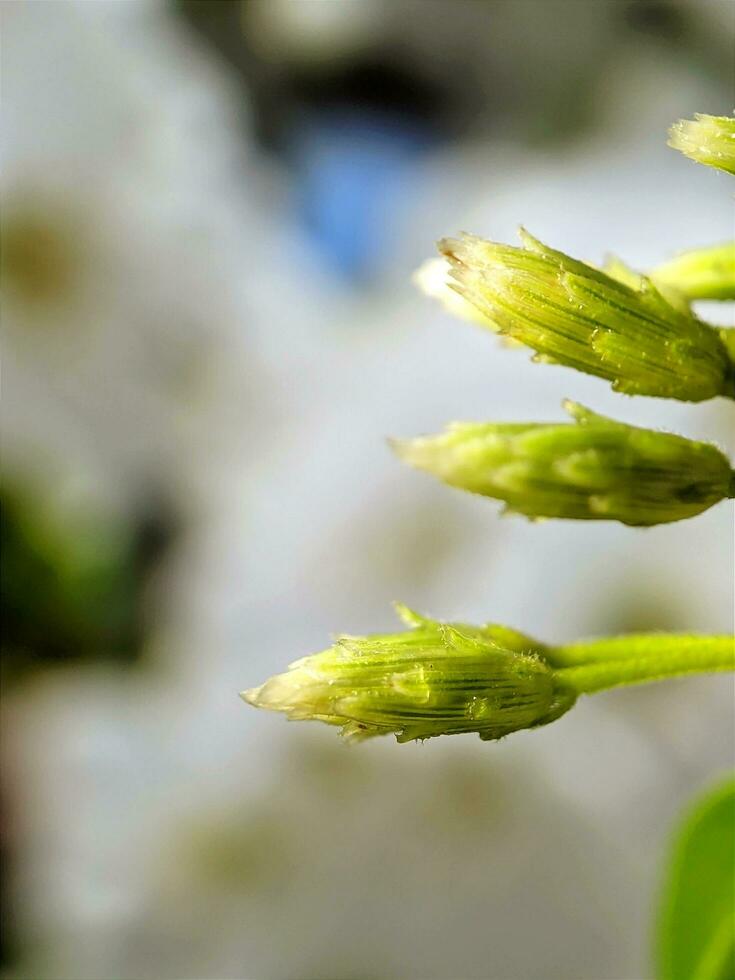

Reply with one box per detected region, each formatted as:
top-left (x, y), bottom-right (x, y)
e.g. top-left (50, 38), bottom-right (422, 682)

top-left (392, 401), bottom-right (734, 527)
top-left (243, 607), bottom-right (734, 743)
top-left (438, 230), bottom-right (733, 401)
top-left (668, 113), bottom-right (735, 175)
top-left (242, 604), bottom-right (575, 743)
top-left (651, 243), bottom-right (735, 302)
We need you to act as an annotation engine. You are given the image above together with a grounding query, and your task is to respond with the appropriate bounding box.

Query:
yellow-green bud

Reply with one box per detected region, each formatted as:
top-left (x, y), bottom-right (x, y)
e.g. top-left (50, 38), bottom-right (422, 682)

top-left (242, 604), bottom-right (575, 743)
top-left (242, 609), bottom-right (734, 742)
top-left (651, 243), bottom-right (735, 302)
top-left (392, 401), bottom-right (734, 527)
top-left (668, 113), bottom-right (735, 175)
top-left (438, 230), bottom-right (734, 401)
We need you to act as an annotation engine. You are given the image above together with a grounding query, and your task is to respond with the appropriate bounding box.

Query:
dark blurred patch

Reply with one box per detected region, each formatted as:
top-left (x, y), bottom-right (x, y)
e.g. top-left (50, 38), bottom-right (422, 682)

top-left (294, 58), bottom-right (444, 125)
top-left (176, 0), bottom-right (734, 156)
top-left (622, 0), bottom-right (688, 40)
top-left (0, 485), bottom-right (178, 685)
top-left (0, 788), bottom-right (19, 971)
top-left (620, 0), bottom-right (733, 80)
top-left (175, 1), bottom-right (450, 152)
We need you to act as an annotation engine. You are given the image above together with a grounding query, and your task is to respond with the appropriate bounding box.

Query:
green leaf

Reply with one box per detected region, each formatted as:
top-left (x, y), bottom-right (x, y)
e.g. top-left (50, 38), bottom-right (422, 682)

top-left (657, 776), bottom-right (735, 980)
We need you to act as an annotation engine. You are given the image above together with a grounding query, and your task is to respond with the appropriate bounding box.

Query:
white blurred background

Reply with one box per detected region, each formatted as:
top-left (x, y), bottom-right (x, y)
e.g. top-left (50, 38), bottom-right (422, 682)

top-left (1, 2), bottom-right (733, 978)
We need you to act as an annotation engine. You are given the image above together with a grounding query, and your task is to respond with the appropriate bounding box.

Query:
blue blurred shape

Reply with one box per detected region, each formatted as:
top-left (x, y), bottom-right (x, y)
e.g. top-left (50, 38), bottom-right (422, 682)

top-left (290, 109), bottom-right (436, 285)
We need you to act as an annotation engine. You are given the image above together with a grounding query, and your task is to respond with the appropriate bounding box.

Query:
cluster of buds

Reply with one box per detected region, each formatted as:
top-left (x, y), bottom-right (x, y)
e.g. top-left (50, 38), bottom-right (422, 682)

top-left (243, 110), bottom-right (735, 744)
top-left (402, 117), bottom-right (735, 530)
top-left (392, 401), bottom-right (734, 526)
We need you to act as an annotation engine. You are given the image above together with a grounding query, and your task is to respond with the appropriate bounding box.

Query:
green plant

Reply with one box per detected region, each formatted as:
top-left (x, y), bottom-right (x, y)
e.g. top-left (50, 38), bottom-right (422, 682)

top-left (243, 106), bottom-right (735, 980)
top-left (243, 112), bottom-right (734, 741)
top-left (243, 604), bottom-right (732, 743)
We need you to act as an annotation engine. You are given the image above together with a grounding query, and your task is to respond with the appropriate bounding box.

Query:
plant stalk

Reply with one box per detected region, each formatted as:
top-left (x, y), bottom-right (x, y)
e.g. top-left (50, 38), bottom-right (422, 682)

top-left (553, 636), bottom-right (734, 695)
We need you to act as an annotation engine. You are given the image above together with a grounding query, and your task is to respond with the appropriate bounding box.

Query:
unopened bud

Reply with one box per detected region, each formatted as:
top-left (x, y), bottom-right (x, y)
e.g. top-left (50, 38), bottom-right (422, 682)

top-left (437, 230), bottom-right (733, 401)
top-left (242, 604), bottom-right (574, 743)
top-left (668, 113), bottom-right (735, 175)
top-left (651, 243), bottom-right (735, 302)
top-left (392, 401), bottom-right (734, 527)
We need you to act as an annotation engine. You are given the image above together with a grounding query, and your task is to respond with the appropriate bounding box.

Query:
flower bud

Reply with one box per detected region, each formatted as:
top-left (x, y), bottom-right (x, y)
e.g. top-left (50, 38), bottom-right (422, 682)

top-left (392, 401), bottom-right (734, 526)
top-left (438, 230), bottom-right (733, 401)
top-left (651, 243), bottom-right (735, 302)
top-left (668, 113), bottom-right (735, 175)
top-left (242, 604), bottom-right (575, 743)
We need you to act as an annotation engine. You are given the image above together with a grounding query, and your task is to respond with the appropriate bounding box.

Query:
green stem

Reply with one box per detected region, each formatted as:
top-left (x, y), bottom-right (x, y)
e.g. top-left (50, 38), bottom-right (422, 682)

top-left (550, 633), bottom-right (734, 668)
top-left (554, 636), bottom-right (734, 695)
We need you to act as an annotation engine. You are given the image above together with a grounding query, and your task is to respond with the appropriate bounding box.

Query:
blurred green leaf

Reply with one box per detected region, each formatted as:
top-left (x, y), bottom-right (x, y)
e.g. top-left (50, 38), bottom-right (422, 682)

top-left (1, 484), bottom-right (176, 684)
top-left (657, 775), bottom-right (735, 980)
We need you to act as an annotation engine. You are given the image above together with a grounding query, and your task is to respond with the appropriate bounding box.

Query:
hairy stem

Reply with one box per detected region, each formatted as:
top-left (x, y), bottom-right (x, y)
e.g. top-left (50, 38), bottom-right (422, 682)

top-left (553, 636), bottom-right (734, 695)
